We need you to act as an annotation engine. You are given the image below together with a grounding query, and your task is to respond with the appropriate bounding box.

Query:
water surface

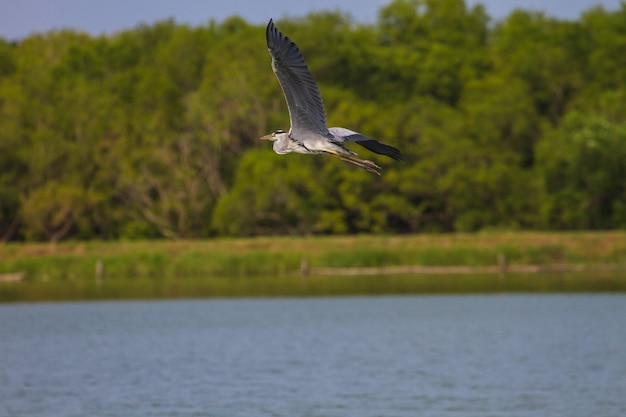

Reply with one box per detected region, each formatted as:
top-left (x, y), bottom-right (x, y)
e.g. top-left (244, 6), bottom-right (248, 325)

top-left (1, 295), bottom-right (625, 417)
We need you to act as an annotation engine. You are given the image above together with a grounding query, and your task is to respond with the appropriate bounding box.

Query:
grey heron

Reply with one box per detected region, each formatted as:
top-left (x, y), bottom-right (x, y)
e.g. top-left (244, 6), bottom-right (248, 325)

top-left (261, 19), bottom-right (403, 175)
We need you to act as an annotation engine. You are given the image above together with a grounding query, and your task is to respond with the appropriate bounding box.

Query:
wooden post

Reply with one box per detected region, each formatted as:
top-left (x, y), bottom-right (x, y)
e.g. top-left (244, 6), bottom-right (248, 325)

top-left (497, 253), bottom-right (507, 276)
top-left (300, 257), bottom-right (310, 279)
top-left (95, 259), bottom-right (104, 286)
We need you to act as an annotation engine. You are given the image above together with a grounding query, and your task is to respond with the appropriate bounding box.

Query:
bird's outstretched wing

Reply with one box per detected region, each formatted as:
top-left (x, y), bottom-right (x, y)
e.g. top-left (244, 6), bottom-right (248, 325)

top-left (266, 19), bottom-right (329, 136)
top-left (329, 127), bottom-right (404, 161)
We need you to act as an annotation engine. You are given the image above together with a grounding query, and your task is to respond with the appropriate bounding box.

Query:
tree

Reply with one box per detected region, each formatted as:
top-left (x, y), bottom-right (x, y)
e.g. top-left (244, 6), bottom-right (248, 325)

top-left (378, 0), bottom-right (490, 105)
top-left (459, 74), bottom-right (540, 167)
top-left (491, 11), bottom-right (584, 124)
top-left (211, 150), bottom-right (335, 236)
top-left (537, 90), bottom-right (626, 229)
top-left (580, 4), bottom-right (626, 93)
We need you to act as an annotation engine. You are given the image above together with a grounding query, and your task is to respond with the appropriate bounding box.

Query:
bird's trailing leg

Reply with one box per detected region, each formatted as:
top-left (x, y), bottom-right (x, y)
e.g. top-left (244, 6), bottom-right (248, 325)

top-left (335, 154), bottom-right (382, 176)
top-left (322, 147), bottom-right (381, 175)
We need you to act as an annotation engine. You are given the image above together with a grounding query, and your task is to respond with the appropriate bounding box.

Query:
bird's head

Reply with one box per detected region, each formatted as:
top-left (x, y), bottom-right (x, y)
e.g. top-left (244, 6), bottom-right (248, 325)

top-left (260, 129), bottom-right (287, 142)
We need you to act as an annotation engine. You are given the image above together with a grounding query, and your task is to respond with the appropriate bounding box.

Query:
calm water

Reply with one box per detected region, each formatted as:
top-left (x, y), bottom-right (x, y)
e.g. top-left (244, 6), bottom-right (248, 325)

top-left (1, 295), bottom-right (625, 417)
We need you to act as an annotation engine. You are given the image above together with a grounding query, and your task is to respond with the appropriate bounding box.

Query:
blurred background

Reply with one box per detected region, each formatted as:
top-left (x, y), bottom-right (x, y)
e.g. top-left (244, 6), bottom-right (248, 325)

top-left (1, 0), bottom-right (626, 241)
top-left (1, 0), bottom-right (624, 39)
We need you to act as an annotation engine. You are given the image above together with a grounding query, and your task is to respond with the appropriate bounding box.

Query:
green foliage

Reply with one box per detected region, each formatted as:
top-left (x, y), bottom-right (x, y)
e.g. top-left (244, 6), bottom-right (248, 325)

top-left (1, 1), bottom-right (626, 241)
top-left (491, 11), bottom-right (585, 123)
top-left (537, 90), bottom-right (626, 229)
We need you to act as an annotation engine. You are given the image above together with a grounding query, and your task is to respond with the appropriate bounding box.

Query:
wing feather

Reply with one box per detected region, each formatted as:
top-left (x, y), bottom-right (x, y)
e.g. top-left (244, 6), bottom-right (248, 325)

top-left (329, 127), bottom-right (403, 161)
top-left (266, 19), bottom-right (329, 136)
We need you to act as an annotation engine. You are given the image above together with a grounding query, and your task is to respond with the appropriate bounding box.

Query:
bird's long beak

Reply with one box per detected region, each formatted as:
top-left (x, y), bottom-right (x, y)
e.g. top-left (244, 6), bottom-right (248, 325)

top-left (260, 134), bottom-right (271, 140)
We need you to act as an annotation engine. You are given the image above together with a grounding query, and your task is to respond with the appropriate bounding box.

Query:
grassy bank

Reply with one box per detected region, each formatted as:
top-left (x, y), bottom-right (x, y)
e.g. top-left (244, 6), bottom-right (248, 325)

top-left (1, 231), bottom-right (626, 301)
top-left (3, 231), bottom-right (626, 279)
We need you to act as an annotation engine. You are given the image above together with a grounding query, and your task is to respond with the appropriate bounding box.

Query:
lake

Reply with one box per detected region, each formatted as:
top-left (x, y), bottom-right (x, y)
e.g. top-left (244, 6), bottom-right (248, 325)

top-left (1, 295), bottom-right (625, 417)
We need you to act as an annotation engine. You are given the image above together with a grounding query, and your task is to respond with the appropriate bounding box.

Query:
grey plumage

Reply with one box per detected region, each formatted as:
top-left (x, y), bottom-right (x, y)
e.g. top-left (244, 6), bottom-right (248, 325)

top-left (261, 19), bottom-right (402, 175)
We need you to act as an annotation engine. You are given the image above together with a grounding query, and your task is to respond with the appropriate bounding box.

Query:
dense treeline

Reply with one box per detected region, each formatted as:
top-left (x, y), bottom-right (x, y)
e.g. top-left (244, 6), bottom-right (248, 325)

top-left (1, 0), bottom-right (625, 241)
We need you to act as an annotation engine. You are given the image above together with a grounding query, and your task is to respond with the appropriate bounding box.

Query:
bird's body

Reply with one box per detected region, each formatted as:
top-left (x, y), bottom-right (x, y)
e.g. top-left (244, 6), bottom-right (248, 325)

top-left (262, 19), bottom-right (402, 175)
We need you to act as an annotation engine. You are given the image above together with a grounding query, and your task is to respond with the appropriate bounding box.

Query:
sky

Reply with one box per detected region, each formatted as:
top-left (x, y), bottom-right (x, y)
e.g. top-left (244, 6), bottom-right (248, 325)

top-left (0, 0), bottom-right (623, 40)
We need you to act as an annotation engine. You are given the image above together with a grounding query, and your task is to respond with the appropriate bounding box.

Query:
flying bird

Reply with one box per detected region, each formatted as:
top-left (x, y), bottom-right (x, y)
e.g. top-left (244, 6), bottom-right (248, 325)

top-left (261, 19), bottom-right (402, 175)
